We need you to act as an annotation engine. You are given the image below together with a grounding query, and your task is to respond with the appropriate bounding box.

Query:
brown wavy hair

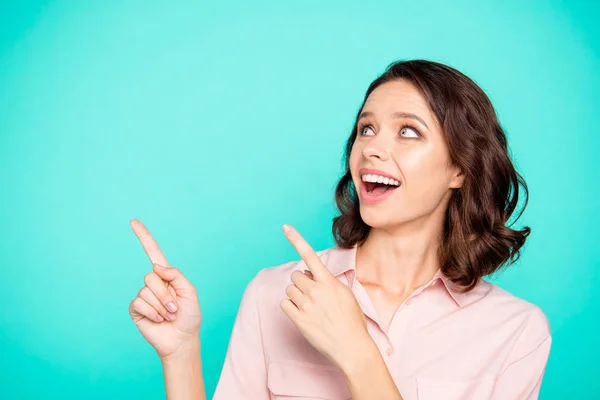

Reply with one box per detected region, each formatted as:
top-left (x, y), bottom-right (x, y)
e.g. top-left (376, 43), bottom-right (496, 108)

top-left (332, 59), bottom-right (530, 293)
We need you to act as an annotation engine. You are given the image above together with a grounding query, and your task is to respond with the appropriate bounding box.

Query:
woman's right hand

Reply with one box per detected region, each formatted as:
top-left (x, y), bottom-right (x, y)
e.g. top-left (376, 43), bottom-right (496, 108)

top-left (128, 219), bottom-right (202, 361)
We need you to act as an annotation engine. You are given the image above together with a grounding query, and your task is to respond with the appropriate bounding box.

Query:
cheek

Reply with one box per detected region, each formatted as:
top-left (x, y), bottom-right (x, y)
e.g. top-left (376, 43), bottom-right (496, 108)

top-left (396, 147), bottom-right (450, 194)
top-left (349, 142), bottom-right (362, 169)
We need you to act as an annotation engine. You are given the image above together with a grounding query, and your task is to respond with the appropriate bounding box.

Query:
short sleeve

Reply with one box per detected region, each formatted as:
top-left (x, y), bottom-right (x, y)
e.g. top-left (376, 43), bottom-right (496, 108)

top-left (491, 307), bottom-right (552, 400)
top-left (212, 271), bottom-right (269, 399)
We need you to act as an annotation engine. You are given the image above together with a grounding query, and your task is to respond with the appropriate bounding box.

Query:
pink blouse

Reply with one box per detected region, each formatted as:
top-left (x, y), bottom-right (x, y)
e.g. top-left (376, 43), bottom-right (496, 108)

top-left (213, 245), bottom-right (552, 399)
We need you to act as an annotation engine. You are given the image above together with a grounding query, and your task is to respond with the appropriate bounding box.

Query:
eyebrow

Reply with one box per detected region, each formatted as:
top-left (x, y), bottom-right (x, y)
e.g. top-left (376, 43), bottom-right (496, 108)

top-left (358, 111), bottom-right (429, 129)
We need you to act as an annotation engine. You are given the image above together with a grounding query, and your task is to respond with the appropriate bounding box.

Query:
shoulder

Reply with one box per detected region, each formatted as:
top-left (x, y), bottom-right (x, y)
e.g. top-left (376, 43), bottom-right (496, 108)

top-left (484, 282), bottom-right (551, 330)
top-left (479, 280), bottom-right (552, 349)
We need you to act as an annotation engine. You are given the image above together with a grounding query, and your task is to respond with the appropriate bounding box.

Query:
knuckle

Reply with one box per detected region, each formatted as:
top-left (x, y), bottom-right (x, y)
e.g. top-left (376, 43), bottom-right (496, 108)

top-left (299, 300), bottom-right (312, 312)
top-left (139, 286), bottom-right (151, 298)
top-left (285, 284), bottom-right (295, 296)
top-left (143, 272), bottom-right (155, 286)
top-left (290, 271), bottom-right (301, 282)
top-left (306, 287), bottom-right (317, 299)
top-left (279, 298), bottom-right (289, 311)
top-left (131, 297), bottom-right (144, 311)
top-left (145, 243), bottom-right (159, 253)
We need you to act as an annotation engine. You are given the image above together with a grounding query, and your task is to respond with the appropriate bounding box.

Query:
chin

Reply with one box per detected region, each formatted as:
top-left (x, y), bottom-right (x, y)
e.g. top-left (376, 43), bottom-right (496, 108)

top-left (359, 206), bottom-right (405, 229)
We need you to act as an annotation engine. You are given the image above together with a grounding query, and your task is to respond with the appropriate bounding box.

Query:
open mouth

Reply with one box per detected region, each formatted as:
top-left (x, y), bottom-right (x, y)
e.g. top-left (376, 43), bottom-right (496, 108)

top-left (359, 171), bottom-right (401, 204)
top-left (363, 181), bottom-right (400, 195)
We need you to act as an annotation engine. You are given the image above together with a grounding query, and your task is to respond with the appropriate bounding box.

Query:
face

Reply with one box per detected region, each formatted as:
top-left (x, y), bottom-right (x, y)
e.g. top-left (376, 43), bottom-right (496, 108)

top-left (349, 79), bottom-right (464, 230)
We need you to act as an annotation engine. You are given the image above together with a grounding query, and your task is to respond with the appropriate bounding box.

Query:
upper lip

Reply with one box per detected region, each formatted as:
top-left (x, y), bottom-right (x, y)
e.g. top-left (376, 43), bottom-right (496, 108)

top-left (359, 168), bottom-right (401, 182)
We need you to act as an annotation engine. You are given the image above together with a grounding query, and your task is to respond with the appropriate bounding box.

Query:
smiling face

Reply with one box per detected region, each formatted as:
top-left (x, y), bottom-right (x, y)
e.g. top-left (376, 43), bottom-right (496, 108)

top-left (349, 79), bottom-right (465, 229)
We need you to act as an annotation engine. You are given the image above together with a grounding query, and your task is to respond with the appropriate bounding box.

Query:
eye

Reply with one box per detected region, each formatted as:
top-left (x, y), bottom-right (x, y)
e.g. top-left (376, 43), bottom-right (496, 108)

top-left (358, 124), bottom-right (375, 136)
top-left (399, 125), bottom-right (421, 138)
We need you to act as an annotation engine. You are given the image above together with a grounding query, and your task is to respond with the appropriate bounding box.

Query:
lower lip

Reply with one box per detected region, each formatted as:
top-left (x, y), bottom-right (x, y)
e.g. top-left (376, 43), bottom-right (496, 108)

top-left (359, 182), bottom-right (400, 205)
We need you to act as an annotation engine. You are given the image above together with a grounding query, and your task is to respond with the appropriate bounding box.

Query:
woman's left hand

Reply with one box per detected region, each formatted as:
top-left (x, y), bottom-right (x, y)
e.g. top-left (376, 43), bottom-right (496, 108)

top-left (280, 224), bottom-right (373, 372)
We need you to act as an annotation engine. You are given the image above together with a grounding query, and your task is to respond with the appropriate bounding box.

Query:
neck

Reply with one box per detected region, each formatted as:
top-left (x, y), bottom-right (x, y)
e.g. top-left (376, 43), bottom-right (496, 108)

top-left (356, 213), bottom-right (445, 295)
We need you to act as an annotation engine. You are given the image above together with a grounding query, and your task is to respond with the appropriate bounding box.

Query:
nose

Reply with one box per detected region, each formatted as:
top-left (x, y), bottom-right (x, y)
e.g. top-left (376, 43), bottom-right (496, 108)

top-left (362, 139), bottom-right (391, 161)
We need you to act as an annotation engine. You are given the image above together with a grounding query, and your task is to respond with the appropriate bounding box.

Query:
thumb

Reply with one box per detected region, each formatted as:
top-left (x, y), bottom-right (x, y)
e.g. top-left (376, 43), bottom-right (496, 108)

top-left (153, 263), bottom-right (195, 296)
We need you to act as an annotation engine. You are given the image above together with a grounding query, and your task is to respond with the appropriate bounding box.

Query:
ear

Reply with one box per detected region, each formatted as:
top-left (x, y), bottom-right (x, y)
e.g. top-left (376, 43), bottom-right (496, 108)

top-left (448, 167), bottom-right (465, 189)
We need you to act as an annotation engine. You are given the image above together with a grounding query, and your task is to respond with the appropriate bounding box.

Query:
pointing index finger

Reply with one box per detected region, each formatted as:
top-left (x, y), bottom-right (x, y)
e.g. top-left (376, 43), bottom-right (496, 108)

top-left (282, 224), bottom-right (331, 282)
top-left (130, 219), bottom-right (170, 267)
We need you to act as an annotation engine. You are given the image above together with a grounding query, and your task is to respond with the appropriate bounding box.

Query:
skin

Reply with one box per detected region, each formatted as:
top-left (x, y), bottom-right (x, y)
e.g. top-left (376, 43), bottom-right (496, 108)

top-left (128, 79), bottom-right (465, 399)
top-left (350, 79), bottom-right (464, 332)
top-left (128, 220), bottom-right (204, 400)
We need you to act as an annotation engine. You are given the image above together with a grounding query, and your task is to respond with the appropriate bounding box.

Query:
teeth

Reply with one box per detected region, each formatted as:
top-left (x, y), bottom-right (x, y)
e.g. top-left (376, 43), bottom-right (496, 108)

top-left (361, 174), bottom-right (400, 186)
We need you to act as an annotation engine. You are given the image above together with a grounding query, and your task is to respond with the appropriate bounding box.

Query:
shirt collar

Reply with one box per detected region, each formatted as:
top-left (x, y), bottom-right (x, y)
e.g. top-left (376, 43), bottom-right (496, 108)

top-left (325, 245), bottom-right (468, 307)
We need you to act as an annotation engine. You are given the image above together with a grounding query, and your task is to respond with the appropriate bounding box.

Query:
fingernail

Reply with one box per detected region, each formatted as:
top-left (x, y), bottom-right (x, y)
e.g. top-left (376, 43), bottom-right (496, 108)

top-left (167, 301), bottom-right (177, 312)
top-left (155, 315), bottom-right (164, 322)
top-left (154, 263), bottom-right (168, 269)
top-left (282, 224), bottom-right (292, 234)
top-left (166, 312), bottom-right (176, 321)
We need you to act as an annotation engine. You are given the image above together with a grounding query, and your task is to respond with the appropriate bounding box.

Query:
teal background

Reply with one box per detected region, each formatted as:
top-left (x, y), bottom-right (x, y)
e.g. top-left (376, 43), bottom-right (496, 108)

top-left (1, 0), bottom-right (598, 398)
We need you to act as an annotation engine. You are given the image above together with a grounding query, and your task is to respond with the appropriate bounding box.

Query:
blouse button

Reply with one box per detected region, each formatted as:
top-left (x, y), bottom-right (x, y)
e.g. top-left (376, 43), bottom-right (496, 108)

top-left (386, 347), bottom-right (393, 356)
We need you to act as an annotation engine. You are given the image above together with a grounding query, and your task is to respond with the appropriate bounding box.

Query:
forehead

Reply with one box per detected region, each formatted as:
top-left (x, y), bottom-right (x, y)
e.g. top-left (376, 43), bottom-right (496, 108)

top-left (362, 79), bottom-right (438, 126)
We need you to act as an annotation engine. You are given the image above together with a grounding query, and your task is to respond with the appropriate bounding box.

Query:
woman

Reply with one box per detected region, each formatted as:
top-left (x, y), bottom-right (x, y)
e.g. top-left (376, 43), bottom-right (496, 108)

top-left (128, 60), bottom-right (551, 400)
